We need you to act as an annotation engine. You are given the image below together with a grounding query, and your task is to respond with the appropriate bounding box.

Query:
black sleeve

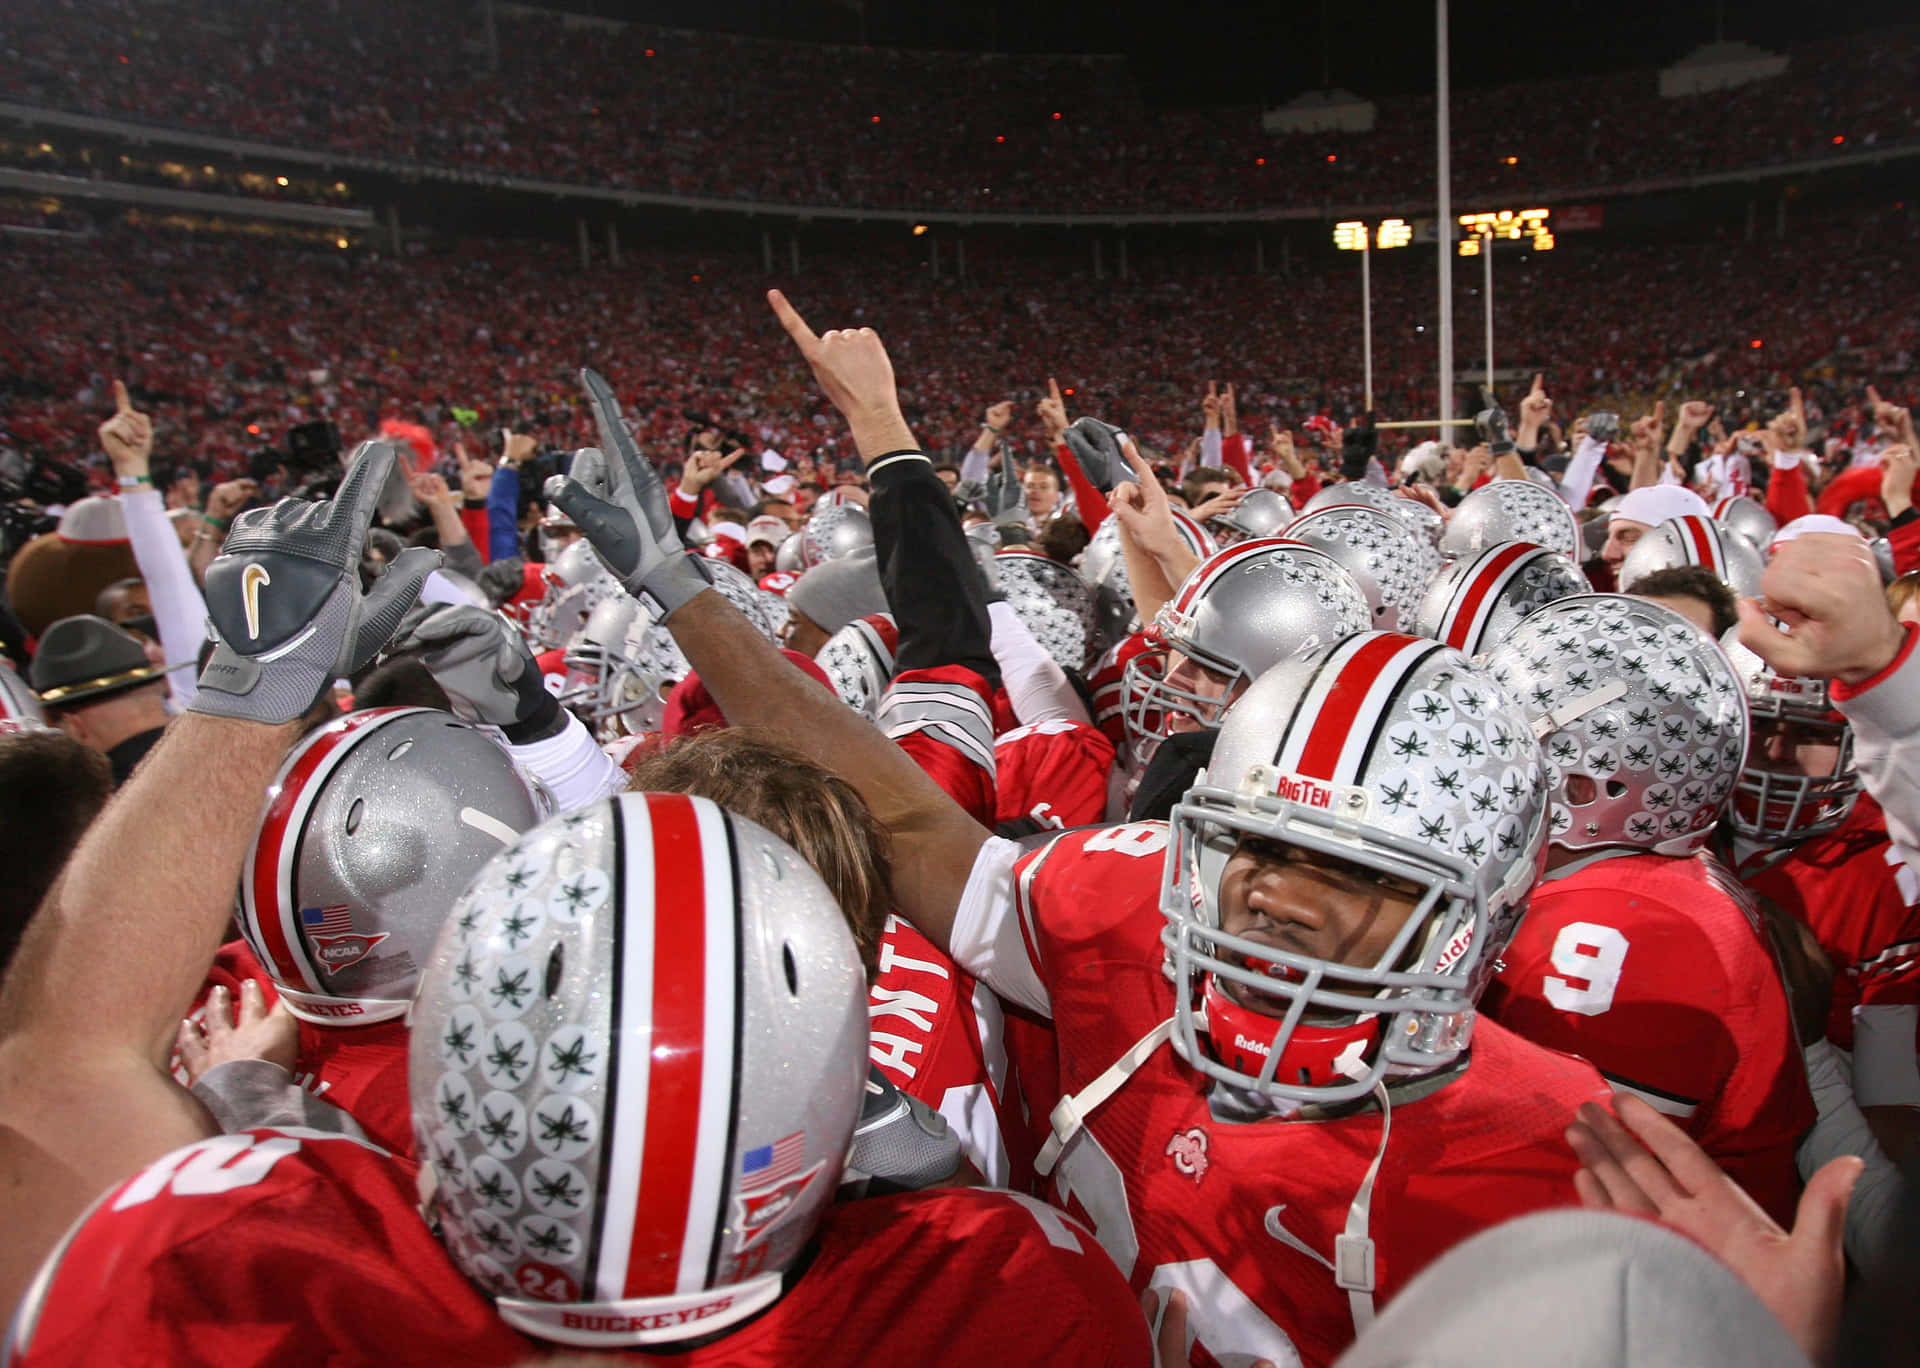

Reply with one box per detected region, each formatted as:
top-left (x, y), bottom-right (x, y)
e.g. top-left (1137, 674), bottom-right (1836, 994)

top-left (866, 451), bottom-right (999, 688)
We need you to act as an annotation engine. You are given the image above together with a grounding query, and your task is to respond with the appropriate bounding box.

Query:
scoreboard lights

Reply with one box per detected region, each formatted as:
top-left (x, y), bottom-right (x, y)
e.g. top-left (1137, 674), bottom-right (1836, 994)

top-left (1332, 208), bottom-right (1556, 253)
top-left (1333, 218), bottom-right (1414, 251)
top-left (1458, 208), bottom-right (1553, 256)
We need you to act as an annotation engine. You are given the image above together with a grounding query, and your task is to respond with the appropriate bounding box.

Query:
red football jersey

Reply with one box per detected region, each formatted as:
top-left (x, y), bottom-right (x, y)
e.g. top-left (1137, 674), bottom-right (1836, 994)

top-left (6, 1131), bottom-right (1149, 1368)
top-left (994, 718), bottom-right (1117, 831)
top-left (1744, 793), bottom-right (1920, 1050)
top-left (1087, 631), bottom-right (1155, 754)
top-left (196, 941), bottom-right (414, 1156)
top-left (1484, 850), bottom-right (1815, 1226)
top-left (995, 824), bottom-right (1610, 1368)
top-left (881, 664), bottom-right (999, 827)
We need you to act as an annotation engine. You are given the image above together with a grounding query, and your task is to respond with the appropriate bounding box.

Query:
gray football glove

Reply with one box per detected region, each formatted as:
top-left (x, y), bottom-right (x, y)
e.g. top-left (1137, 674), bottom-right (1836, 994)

top-left (542, 368), bottom-right (712, 617)
top-left (1476, 405), bottom-right (1515, 457)
top-left (194, 441), bottom-right (437, 725)
top-left (1586, 411), bottom-right (1621, 444)
top-left (386, 603), bottom-right (563, 742)
top-left (983, 462), bottom-right (1030, 531)
top-left (1063, 415), bottom-right (1129, 494)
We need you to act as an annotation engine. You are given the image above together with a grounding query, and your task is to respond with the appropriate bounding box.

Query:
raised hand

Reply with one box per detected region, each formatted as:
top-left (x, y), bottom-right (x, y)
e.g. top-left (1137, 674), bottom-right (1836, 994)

top-left (406, 470), bottom-right (457, 511)
top-left (1567, 1095), bottom-right (1857, 1366)
top-left (453, 440), bottom-right (493, 501)
top-left (1677, 399), bottom-right (1715, 431)
top-left (1737, 532), bottom-right (1905, 686)
top-left (1186, 487), bottom-right (1247, 526)
top-left (1867, 385), bottom-right (1918, 452)
top-left (1880, 444), bottom-right (1917, 521)
top-left (1201, 381), bottom-right (1221, 431)
top-left (1036, 378), bottom-right (1070, 443)
top-left (681, 443), bottom-right (747, 497)
top-left (1269, 424), bottom-right (1305, 478)
top-left (1107, 437), bottom-right (1181, 559)
top-left (1516, 373), bottom-right (1552, 448)
top-left (767, 289), bottom-right (915, 457)
top-left (1063, 415), bottom-right (1129, 495)
top-left (983, 462), bottom-right (1029, 529)
top-left (543, 369), bottom-right (712, 618)
top-left (984, 399), bottom-right (1014, 434)
top-left (98, 379), bottom-right (154, 478)
top-left (176, 980), bottom-right (297, 1086)
top-left (386, 602), bottom-right (561, 739)
top-left (1220, 382), bottom-right (1238, 437)
top-left (194, 441), bottom-right (439, 724)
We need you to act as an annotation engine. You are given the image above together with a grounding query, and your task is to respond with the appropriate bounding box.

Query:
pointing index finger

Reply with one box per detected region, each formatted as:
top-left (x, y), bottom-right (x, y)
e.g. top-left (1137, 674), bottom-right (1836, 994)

top-left (767, 289), bottom-right (820, 354)
top-left (1530, 372), bottom-right (1544, 396)
top-left (112, 379), bottom-right (133, 415)
top-left (1048, 376), bottom-right (1064, 407)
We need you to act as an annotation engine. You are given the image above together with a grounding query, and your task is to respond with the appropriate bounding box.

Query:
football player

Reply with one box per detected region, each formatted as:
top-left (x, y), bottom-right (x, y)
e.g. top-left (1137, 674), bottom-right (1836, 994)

top-left (1481, 595), bottom-right (1815, 1224)
top-left (543, 294), bottom-right (1616, 1367)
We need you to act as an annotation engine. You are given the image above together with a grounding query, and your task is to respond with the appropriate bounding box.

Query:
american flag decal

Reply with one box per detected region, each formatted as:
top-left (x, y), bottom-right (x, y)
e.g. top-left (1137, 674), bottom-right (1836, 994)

top-left (741, 1130), bottom-right (804, 1189)
top-left (302, 904), bottom-right (353, 936)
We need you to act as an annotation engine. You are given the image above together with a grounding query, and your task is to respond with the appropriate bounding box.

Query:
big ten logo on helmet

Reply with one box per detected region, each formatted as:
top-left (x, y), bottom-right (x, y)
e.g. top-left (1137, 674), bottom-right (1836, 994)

top-left (1242, 764), bottom-right (1362, 814)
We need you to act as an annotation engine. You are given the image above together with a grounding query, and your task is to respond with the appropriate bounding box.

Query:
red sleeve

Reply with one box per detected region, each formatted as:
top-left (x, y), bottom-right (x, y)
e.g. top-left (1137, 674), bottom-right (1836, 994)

top-left (1816, 464), bottom-right (1885, 519)
top-left (1766, 458), bottom-right (1813, 524)
top-left (994, 720), bottom-right (1117, 829)
top-left (459, 505), bottom-right (491, 563)
top-left (1290, 470), bottom-right (1322, 504)
top-left (1221, 433), bottom-right (1253, 485)
top-left (1890, 518), bottom-right (1920, 577)
top-left (1054, 440), bottom-right (1109, 532)
top-left (881, 665), bottom-right (998, 827)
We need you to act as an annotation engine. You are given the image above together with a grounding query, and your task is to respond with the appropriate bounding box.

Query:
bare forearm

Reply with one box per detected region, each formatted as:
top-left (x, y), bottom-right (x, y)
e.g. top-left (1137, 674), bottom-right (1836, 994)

top-left (1121, 525), bottom-right (1180, 628)
top-left (661, 591), bottom-right (986, 947)
top-left (1628, 443), bottom-right (1662, 490)
top-left (0, 713), bottom-right (300, 1062)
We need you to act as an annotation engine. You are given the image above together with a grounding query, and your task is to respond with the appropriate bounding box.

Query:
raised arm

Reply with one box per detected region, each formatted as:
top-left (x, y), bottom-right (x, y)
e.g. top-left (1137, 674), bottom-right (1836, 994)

top-left (0, 442), bottom-right (434, 1312)
top-left (546, 317), bottom-right (991, 952)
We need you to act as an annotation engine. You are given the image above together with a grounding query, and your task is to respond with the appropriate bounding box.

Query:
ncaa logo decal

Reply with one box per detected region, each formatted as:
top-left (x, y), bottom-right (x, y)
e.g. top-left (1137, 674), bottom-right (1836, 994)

top-left (1165, 1126), bottom-right (1209, 1184)
top-left (732, 1161), bottom-right (826, 1249)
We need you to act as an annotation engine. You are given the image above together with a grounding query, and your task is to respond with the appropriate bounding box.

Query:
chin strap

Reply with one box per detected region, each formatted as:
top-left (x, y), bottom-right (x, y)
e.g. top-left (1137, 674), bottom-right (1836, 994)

top-left (1033, 1016), bottom-right (1176, 1178)
top-left (1334, 1081), bottom-right (1391, 1336)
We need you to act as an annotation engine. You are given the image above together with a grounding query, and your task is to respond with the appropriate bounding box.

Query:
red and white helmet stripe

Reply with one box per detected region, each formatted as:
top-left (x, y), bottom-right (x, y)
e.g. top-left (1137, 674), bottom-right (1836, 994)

top-left (1275, 633), bottom-right (1446, 786)
top-left (1430, 543), bottom-right (1539, 652)
top-left (591, 793), bottom-right (740, 1303)
top-left (1669, 515), bottom-right (1730, 578)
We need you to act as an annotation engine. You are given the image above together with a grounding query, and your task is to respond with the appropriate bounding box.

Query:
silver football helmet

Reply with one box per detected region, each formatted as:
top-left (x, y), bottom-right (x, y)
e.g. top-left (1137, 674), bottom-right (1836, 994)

top-left (1415, 543), bottom-right (1590, 658)
top-left (412, 793), bottom-right (867, 1347)
top-left (239, 709), bottom-right (547, 1025)
top-left (993, 549), bottom-right (1098, 674)
top-left (0, 658), bottom-right (45, 731)
top-left (526, 540), bottom-right (617, 653)
top-left (556, 595), bottom-right (640, 735)
top-left (1121, 538), bottom-right (1372, 759)
top-left (815, 614), bottom-right (898, 722)
top-left (1304, 481), bottom-right (1443, 545)
top-left (774, 532), bottom-right (806, 574)
top-left (1485, 594), bottom-right (1748, 855)
top-left (1713, 496), bottom-right (1779, 556)
top-left (1284, 503), bottom-right (1441, 632)
top-left (800, 504), bottom-right (873, 568)
top-left (1165, 632), bottom-right (1549, 1105)
top-left (601, 562), bottom-right (780, 736)
top-left (1723, 635), bottom-right (1859, 841)
top-left (1079, 509), bottom-right (1215, 656)
top-left (1210, 488), bottom-right (1295, 546)
top-left (1617, 515), bottom-right (1765, 598)
top-left (1440, 479), bottom-right (1582, 563)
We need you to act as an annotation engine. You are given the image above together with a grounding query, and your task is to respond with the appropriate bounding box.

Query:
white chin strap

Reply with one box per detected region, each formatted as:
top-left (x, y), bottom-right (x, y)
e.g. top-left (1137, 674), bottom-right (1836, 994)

top-left (1033, 1016), bottom-right (1175, 1178)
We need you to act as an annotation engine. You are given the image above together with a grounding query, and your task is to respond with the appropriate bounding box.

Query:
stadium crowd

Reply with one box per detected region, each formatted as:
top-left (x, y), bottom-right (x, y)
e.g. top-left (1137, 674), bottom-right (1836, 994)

top-left (1, 1), bottom-right (1916, 212)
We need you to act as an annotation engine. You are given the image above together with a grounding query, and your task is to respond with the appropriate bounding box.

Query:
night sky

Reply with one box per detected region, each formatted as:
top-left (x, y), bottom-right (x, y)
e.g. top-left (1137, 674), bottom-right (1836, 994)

top-left (544, 0), bottom-right (1914, 104)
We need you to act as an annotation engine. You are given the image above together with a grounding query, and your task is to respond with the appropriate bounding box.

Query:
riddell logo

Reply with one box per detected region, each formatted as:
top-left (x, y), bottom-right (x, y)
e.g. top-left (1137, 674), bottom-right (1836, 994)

top-left (1434, 923), bottom-right (1475, 974)
top-left (1232, 1033), bottom-right (1273, 1057)
top-left (558, 1298), bottom-right (737, 1333)
top-left (310, 932), bottom-right (389, 974)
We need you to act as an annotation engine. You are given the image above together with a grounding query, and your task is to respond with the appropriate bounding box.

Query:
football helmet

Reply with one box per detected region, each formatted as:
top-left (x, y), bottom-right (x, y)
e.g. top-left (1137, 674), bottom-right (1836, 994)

top-left (800, 504), bottom-right (873, 568)
top-left (774, 532), bottom-right (806, 574)
top-left (556, 595), bottom-right (640, 735)
top-left (1616, 515), bottom-right (1764, 597)
top-left (993, 549), bottom-right (1097, 674)
top-left (1303, 481), bottom-right (1443, 545)
top-left (1415, 543), bottom-right (1590, 658)
top-left (1164, 633), bottom-right (1549, 1104)
top-left (1210, 488), bottom-right (1294, 545)
top-left (1439, 479), bottom-right (1582, 563)
top-left (1079, 509), bottom-right (1215, 655)
top-left (1713, 496), bottom-right (1778, 555)
top-left (1485, 594), bottom-right (1748, 855)
top-left (1722, 636), bottom-right (1859, 841)
top-left (601, 562), bottom-right (781, 736)
top-left (0, 658), bottom-right (45, 732)
top-left (411, 793), bottom-right (867, 1347)
top-left (815, 614), bottom-right (899, 722)
top-left (526, 541), bottom-right (617, 653)
top-left (239, 709), bottom-right (547, 1025)
top-left (1121, 539), bottom-right (1371, 759)
top-left (1284, 504), bottom-right (1441, 632)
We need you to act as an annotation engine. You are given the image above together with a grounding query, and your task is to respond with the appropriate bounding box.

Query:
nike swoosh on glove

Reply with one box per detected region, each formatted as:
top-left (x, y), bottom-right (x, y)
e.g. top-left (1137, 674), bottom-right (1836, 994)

top-left (194, 441), bottom-right (438, 725)
top-left (542, 367), bottom-right (712, 618)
